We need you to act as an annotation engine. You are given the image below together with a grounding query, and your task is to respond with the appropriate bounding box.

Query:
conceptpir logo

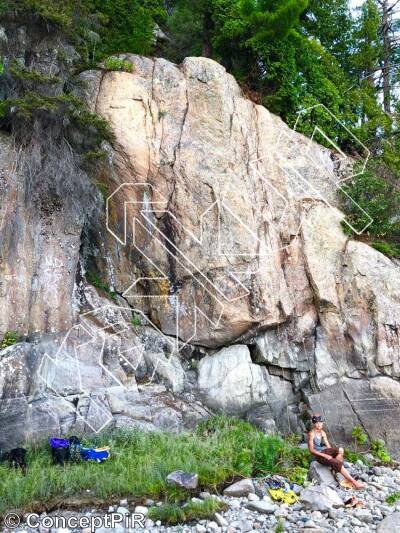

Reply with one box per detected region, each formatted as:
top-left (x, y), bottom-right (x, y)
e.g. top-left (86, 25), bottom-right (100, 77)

top-left (38, 103), bottom-right (378, 435)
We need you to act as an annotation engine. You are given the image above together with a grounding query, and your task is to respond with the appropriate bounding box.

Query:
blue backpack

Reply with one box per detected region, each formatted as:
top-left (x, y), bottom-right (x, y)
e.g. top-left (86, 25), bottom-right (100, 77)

top-left (80, 447), bottom-right (110, 463)
top-left (49, 438), bottom-right (69, 449)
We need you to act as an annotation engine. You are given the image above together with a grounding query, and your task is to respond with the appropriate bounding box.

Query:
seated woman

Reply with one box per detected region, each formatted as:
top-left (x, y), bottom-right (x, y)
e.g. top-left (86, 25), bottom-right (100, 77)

top-left (308, 413), bottom-right (365, 489)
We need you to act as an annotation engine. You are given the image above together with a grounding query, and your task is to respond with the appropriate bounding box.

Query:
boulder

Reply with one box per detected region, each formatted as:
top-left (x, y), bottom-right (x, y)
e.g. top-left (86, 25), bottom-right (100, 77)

top-left (245, 500), bottom-right (278, 514)
top-left (308, 461), bottom-right (337, 486)
top-left (377, 512), bottom-right (400, 533)
top-left (223, 479), bottom-right (255, 497)
top-left (197, 345), bottom-right (268, 414)
top-left (300, 485), bottom-right (344, 512)
top-left (166, 470), bottom-right (198, 490)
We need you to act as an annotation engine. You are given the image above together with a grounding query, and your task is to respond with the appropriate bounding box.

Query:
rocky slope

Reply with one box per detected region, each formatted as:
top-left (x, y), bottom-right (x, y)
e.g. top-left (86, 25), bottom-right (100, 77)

top-left (0, 46), bottom-right (399, 454)
top-left (6, 461), bottom-right (400, 533)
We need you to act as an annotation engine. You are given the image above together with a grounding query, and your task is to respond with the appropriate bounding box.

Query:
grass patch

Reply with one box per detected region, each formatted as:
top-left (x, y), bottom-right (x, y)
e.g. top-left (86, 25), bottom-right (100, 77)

top-left (1, 331), bottom-right (19, 350)
top-left (131, 314), bottom-right (142, 327)
top-left (344, 450), bottom-right (372, 466)
top-left (103, 56), bottom-right (133, 73)
top-left (86, 271), bottom-right (117, 301)
top-left (148, 498), bottom-right (226, 525)
top-left (0, 416), bottom-right (311, 516)
top-left (371, 241), bottom-right (400, 258)
top-left (386, 491), bottom-right (400, 505)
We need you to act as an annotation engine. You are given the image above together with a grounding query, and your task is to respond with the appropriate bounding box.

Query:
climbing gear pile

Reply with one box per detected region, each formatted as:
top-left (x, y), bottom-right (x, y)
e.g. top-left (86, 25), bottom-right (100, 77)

top-left (253, 475), bottom-right (299, 505)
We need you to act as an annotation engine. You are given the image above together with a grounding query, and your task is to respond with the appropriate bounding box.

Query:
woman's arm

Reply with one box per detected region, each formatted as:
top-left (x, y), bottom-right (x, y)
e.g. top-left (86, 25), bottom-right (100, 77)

top-left (322, 431), bottom-right (331, 448)
top-left (308, 431), bottom-right (332, 460)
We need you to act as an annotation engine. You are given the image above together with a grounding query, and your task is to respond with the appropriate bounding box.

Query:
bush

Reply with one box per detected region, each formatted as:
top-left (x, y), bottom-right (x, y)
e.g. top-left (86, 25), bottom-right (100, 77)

top-left (371, 439), bottom-right (391, 464)
top-left (131, 314), bottom-right (142, 327)
top-left (340, 163), bottom-right (400, 240)
top-left (351, 425), bottom-right (368, 448)
top-left (371, 241), bottom-right (400, 258)
top-left (86, 271), bottom-right (117, 301)
top-left (148, 498), bottom-right (226, 525)
top-left (1, 331), bottom-right (19, 349)
top-left (386, 491), bottom-right (400, 505)
top-left (285, 465), bottom-right (308, 486)
top-left (103, 56), bottom-right (133, 72)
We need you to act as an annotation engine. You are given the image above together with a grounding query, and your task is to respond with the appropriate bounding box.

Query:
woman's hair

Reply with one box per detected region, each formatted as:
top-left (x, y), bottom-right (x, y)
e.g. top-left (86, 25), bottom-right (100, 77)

top-left (311, 413), bottom-right (322, 424)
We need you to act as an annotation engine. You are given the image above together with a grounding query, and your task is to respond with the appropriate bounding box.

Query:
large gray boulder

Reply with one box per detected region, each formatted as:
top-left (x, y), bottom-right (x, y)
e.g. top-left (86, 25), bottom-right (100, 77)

top-left (300, 485), bottom-right (344, 512)
top-left (197, 345), bottom-right (269, 414)
top-left (377, 512), bottom-right (400, 533)
top-left (308, 461), bottom-right (337, 486)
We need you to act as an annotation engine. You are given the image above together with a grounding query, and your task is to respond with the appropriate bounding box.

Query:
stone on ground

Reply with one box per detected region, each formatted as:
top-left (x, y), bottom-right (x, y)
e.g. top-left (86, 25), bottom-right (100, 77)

top-left (223, 478), bottom-right (255, 497)
top-left (166, 470), bottom-right (198, 489)
top-left (377, 512), bottom-right (400, 532)
top-left (300, 485), bottom-right (344, 512)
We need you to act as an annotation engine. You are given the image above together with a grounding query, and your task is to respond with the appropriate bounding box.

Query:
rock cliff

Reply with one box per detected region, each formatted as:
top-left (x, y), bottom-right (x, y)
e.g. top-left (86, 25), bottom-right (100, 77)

top-left (1, 51), bottom-right (399, 455)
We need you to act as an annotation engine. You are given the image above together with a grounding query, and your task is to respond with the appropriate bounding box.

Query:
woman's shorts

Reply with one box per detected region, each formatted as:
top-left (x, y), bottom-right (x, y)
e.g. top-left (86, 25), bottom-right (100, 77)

top-left (316, 447), bottom-right (343, 472)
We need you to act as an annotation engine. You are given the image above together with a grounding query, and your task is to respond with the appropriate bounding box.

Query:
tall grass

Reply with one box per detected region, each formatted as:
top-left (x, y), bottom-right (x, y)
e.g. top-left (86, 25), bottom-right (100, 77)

top-left (0, 416), bottom-right (310, 514)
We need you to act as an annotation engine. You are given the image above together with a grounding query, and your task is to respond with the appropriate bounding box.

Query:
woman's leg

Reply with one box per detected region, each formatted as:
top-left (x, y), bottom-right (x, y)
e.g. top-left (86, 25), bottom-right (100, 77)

top-left (336, 447), bottom-right (344, 461)
top-left (339, 465), bottom-right (365, 489)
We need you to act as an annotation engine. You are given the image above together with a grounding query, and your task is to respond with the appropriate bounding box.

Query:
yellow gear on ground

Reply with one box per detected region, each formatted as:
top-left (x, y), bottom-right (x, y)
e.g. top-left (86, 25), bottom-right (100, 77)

top-left (268, 488), bottom-right (299, 505)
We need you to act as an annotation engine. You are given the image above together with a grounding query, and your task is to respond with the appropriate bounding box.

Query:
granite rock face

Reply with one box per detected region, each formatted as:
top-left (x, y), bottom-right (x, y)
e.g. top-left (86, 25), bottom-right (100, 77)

top-left (0, 51), bottom-right (399, 452)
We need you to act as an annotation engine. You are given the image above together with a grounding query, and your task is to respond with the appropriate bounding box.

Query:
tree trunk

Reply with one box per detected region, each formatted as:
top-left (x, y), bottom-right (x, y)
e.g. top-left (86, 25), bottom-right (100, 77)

top-left (381, 0), bottom-right (392, 114)
top-left (202, 10), bottom-right (213, 57)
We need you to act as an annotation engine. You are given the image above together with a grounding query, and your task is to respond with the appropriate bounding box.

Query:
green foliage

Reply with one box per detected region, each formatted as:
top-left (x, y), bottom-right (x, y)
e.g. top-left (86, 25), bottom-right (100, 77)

top-left (9, 61), bottom-right (59, 84)
top-left (371, 439), bottom-right (391, 464)
top-left (340, 163), bottom-right (400, 239)
top-left (351, 425), bottom-right (369, 447)
top-left (372, 241), bottom-right (400, 258)
top-left (286, 465), bottom-right (308, 486)
top-left (86, 271), bottom-right (117, 301)
top-left (0, 331), bottom-right (18, 349)
top-left (148, 503), bottom-right (185, 525)
top-left (1, 0), bottom-right (95, 30)
top-left (275, 518), bottom-right (285, 533)
top-left (148, 498), bottom-right (226, 525)
top-left (386, 491), bottom-right (400, 506)
top-left (103, 56), bottom-right (133, 72)
top-left (344, 450), bottom-right (371, 466)
top-left (2, 91), bottom-right (114, 145)
top-left (0, 416), bottom-right (312, 514)
top-left (131, 314), bottom-right (142, 327)
top-left (92, 0), bottom-right (165, 58)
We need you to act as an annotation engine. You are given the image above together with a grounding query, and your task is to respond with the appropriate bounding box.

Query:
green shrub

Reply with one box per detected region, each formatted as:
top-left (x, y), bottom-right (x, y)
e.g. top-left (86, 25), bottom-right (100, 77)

top-left (148, 503), bottom-right (185, 525)
top-left (340, 163), bottom-right (400, 239)
top-left (2, 92), bottom-right (114, 145)
top-left (1, 331), bottom-right (19, 350)
top-left (351, 425), bottom-right (368, 449)
top-left (286, 465), bottom-right (308, 486)
top-left (371, 241), bottom-right (400, 258)
top-left (103, 56), bottom-right (133, 72)
top-left (386, 491), bottom-right (400, 505)
top-left (148, 498), bottom-right (226, 525)
top-left (9, 61), bottom-right (59, 84)
top-left (344, 450), bottom-right (371, 466)
top-left (275, 518), bottom-right (285, 533)
top-left (131, 314), bottom-right (142, 327)
top-left (371, 439), bottom-right (391, 464)
top-left (86, 271), bottom-right (117, 301)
